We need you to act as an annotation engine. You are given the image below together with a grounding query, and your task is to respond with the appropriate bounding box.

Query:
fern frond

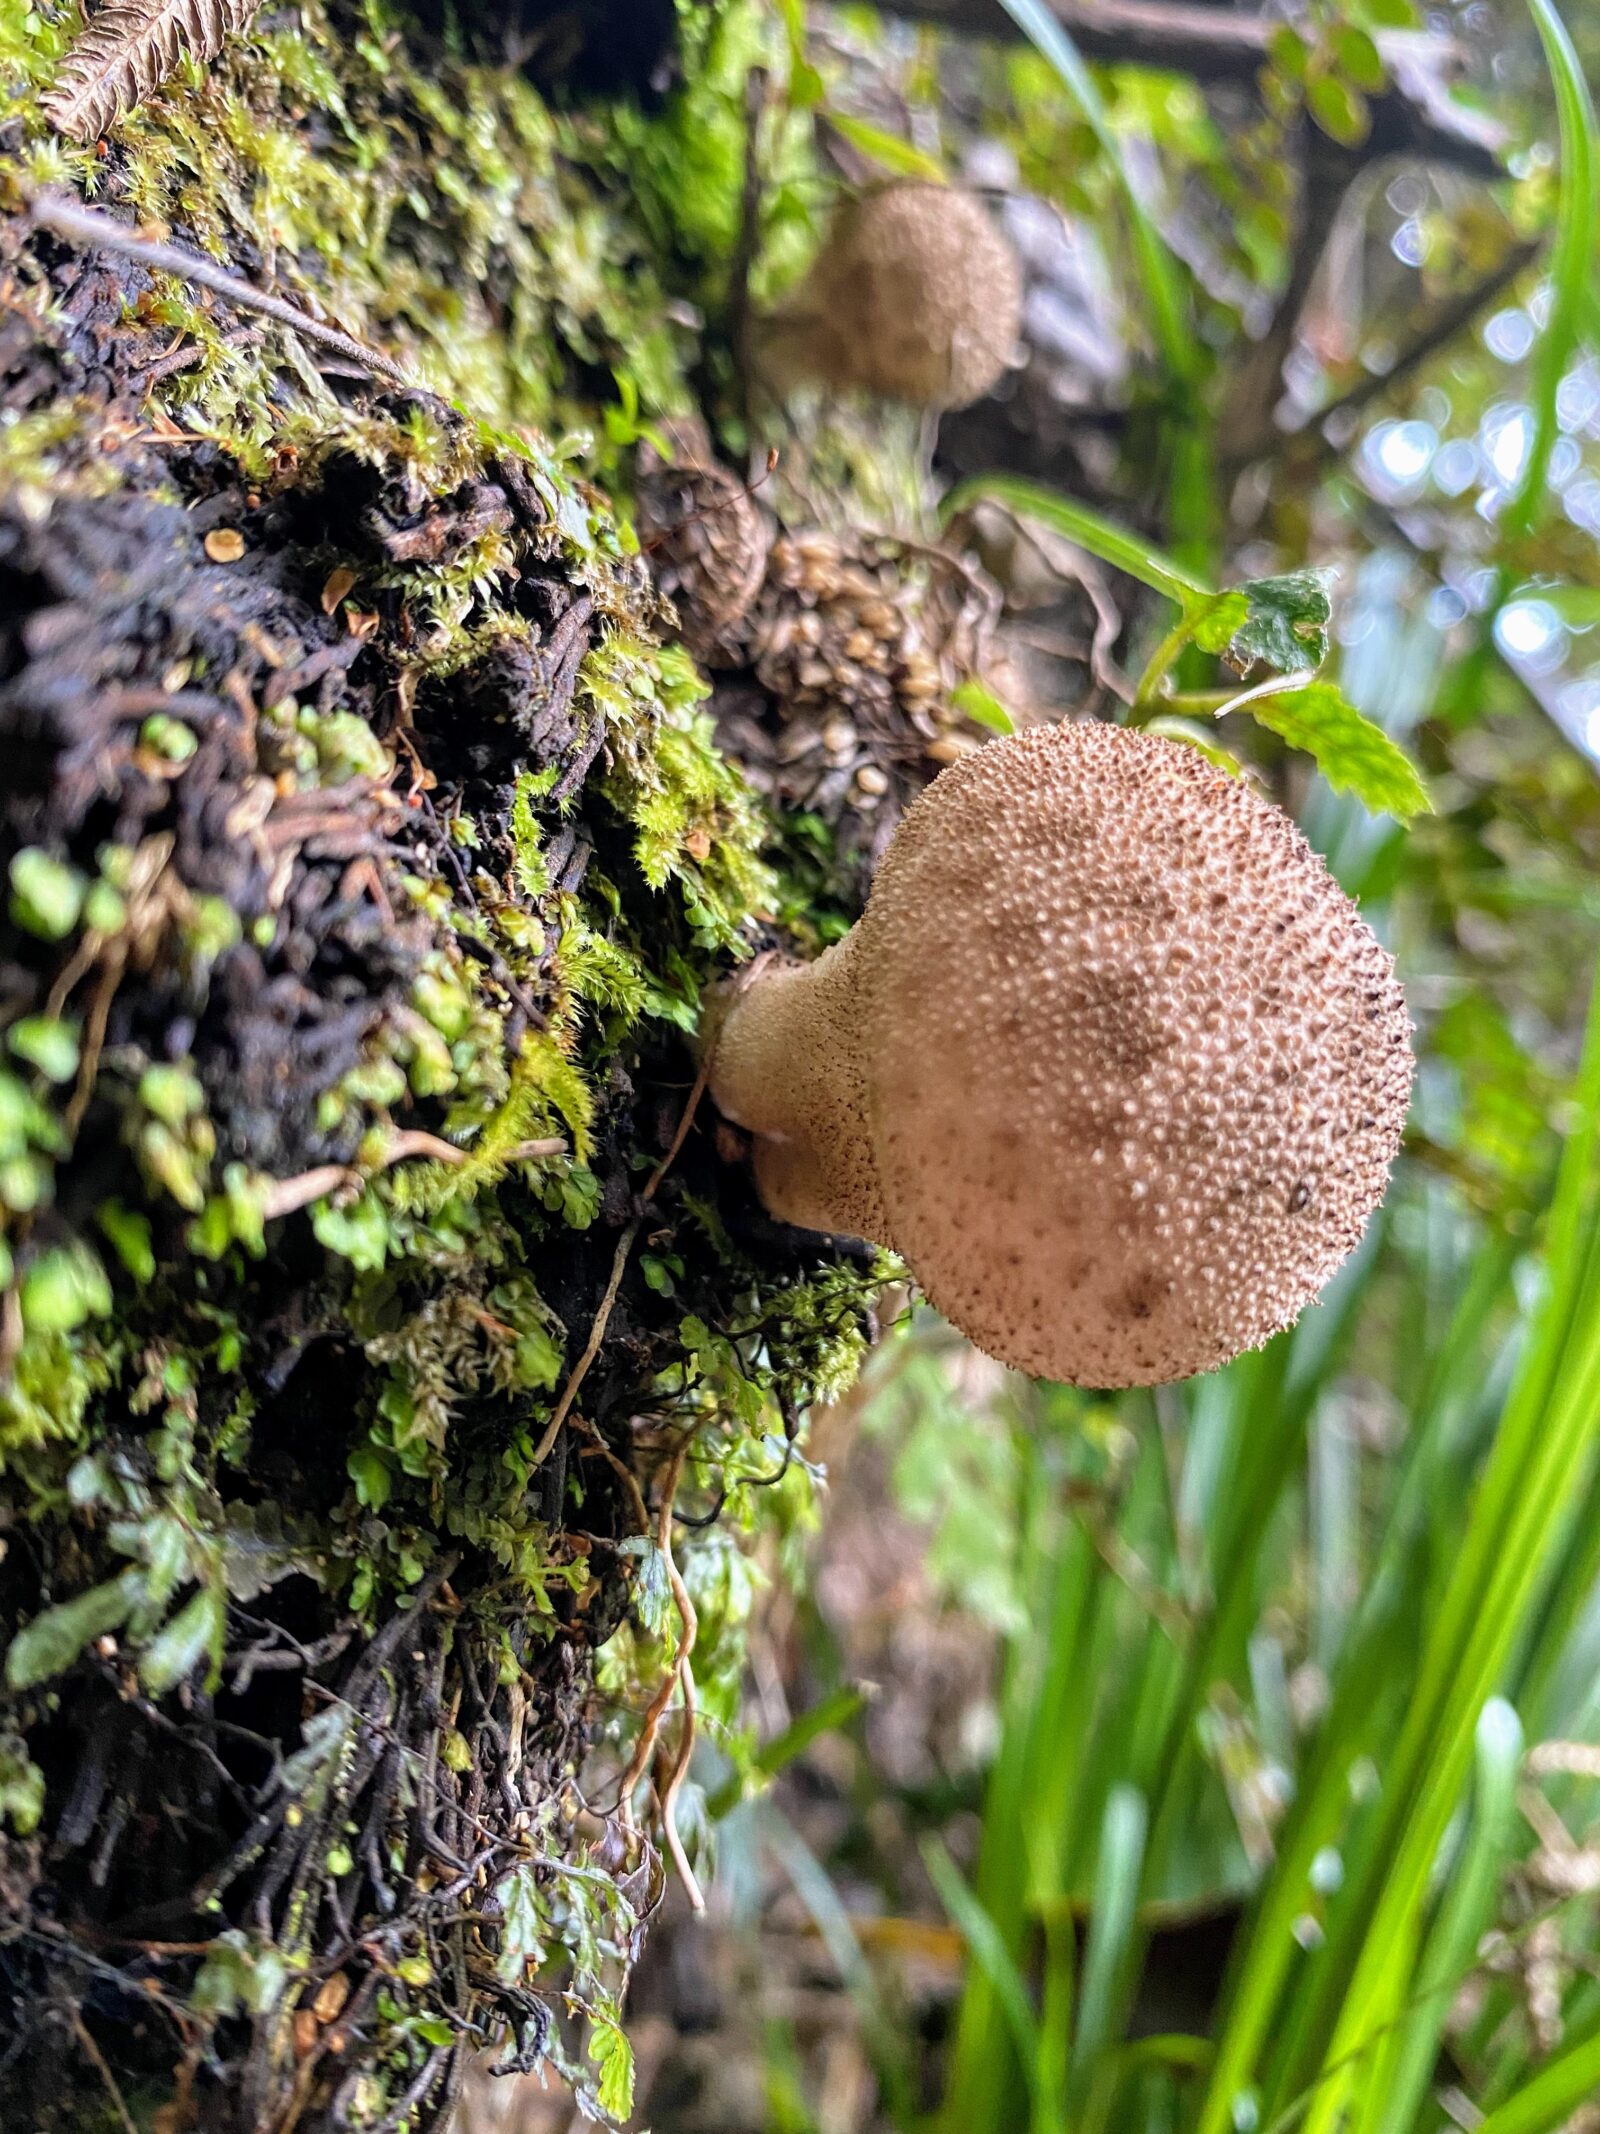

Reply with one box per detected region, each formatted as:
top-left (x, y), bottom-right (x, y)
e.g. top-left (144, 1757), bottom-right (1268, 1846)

top-left (45, 0), bottom-right (260, 144)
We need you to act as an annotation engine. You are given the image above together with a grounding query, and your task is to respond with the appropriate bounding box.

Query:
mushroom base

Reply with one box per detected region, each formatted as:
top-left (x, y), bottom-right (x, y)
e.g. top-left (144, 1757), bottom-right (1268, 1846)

top-left (709, 944), bottom-right (891, 1245)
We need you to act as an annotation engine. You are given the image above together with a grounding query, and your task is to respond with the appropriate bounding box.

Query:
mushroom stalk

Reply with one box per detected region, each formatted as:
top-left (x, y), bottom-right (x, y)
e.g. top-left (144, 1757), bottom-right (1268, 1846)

top-left (712, 943), bottom-right (887, 1242)
top-left (710, 721), bottom-right (1414, 1389)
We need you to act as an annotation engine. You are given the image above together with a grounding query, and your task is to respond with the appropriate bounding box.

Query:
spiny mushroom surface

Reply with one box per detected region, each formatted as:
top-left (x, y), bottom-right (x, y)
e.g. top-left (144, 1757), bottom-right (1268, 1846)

top-left (711, 721), bottom-right (1414, 1386)
top-left (764, 182), bottom-right (1023, 410)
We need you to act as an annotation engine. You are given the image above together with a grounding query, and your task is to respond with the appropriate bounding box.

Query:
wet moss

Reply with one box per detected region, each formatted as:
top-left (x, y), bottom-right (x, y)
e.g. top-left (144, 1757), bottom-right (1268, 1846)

top-left (0, 1), bottom-right (889, 2125)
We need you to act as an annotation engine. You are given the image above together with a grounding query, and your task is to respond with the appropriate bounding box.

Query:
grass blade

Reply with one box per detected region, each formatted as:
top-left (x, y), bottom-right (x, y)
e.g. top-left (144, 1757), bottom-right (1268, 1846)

top-left (992, 0), bottom-right (1198, 386)
top-left (1505, 0), bottom-right (1598, 537)
top-left (942, 473), bottom-right (1210, 605)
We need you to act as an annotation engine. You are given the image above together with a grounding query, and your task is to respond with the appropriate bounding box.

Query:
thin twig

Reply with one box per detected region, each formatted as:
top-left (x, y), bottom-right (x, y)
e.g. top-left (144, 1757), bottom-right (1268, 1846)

top-left (612, 1434), bottom-right (705, 1909)
top-left (657, 1534), bottom-right (704, 1913)
top-left (26, 191), bottom-right (414, 389)
top-left (529, 1035), bottom-right (719, 1470)
top-left (70, 2011), bottom-right (140, 2134)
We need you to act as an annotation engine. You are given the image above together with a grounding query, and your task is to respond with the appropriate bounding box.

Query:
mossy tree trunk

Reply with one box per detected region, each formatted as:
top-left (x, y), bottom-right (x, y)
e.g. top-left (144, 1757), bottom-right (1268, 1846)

top-left (0, 5), bottom-right (884, 2127)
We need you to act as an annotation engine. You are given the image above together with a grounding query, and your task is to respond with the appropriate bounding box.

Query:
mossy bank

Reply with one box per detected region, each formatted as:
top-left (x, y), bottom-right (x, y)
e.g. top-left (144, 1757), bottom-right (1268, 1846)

top-left (0, 2), bottom-right (892, 2125)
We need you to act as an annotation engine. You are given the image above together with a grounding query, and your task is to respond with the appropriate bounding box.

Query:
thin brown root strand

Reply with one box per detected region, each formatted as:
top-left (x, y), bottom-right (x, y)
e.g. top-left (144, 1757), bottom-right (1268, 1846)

top-left (532, 1034), bottom-right (719, 1470)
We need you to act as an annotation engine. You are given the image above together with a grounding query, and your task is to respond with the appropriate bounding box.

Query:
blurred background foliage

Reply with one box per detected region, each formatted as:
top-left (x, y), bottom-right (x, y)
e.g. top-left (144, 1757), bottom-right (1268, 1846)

top-left (482, 0), bottom-right (1600, 2120)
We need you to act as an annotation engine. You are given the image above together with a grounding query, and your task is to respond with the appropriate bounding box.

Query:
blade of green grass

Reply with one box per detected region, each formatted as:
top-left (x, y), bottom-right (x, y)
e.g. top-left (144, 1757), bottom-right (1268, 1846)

top-left (941, 473), bottom-right (1210, 606)
top-left (923, 1834), bottom-right (1043, 2104)
top-left (1469, 2022), bottom-right (1600, 2134)
top-left (1505, 0), bottom-right (1598, 539)
top-left (1070, 1784), bottom-right (1149, 2123)
top-left (1369, 1697), bottom-right (1525, 2134)
top-left (1290, 968), bottom-right (1600, 2132)
top-left (1193, 1156), bottom-right (1581, 2134)
top-left (992, 0), bottom-right (1198, 388)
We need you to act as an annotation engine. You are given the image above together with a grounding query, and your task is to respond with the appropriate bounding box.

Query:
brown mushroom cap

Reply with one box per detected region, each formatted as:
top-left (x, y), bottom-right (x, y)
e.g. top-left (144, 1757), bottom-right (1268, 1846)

top-left (711, 721), bottom-right (1413, 1387)
top-left (772, 183), bottom-right (1023, 410)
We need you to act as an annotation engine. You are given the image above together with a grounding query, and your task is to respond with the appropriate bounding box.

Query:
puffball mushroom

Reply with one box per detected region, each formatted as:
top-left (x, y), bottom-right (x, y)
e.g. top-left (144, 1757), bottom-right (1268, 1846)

top-left (711, 721), bottom-right (1413, 1387)
top-left (765, 183), bottom-right (1023, 411)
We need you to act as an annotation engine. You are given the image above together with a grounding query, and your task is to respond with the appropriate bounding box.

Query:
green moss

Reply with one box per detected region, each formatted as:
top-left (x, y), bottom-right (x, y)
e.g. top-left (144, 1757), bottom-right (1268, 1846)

top-left (0, 2), bottom-right (899, 2119)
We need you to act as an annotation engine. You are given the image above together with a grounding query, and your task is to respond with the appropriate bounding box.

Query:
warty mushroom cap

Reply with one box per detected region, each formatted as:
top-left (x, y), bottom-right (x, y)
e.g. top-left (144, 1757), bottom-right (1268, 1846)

top-left (768, 182), bottom-right (1023, 411)
top-left (710, 721), bottom-right (1414, 1387)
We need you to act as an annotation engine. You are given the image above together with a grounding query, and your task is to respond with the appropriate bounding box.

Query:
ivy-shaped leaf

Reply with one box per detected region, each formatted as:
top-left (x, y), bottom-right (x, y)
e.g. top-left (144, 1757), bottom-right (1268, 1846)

top-left (1231, 681), bottom-right (1431, 819)
top-left (1228, 569), bottom-right (1338, 675)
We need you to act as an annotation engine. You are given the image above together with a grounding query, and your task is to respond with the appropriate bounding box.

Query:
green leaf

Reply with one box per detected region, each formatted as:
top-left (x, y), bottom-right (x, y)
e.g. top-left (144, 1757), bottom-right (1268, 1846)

top-left (827, 113), bottom-right (947, 185)
top-left (1266, 24), bottom-right (1309, 78)
top-left (19, 1241), bottom-right (113, 1334)
top-left (6, 1571), bottom-right (139, 1689)
top-left (0, 1739), bottom-right (46, 1836)
top-left (1356, 0), bottom-right (1419, 25)
top-left (8, 849), bottom-right (84, 940)
top-left (1229, 680), bottom-right (1431, 819)
top-left (347, 1446), bottom-right (394, 1511)
top-left (589, 2012), bottom-right (636, 2123)
top-left (141, 1585), bottom-right (226, 1696)
top-left (496, 1862), bottom-right (548, 1983)
top-left (1307, 70), bottom-right (1370, 146)
top-left (1229, 569), bottom-right (1338, 675)
top-left (950, 677), bottom-right (1016, 735)
top-left (97, 1201), bottom-right (155, 1283)
top-left (1334, 26), bottom-right (1387, 90)
top-left (616, 1536), bottom-right (673, 1638)
top-left (7, 1017), bottom-right (80, 1084)
top-left (1190, 591), bottom-right (1251, 655)
top-left (1144, 715), bottom-right (1245, 777)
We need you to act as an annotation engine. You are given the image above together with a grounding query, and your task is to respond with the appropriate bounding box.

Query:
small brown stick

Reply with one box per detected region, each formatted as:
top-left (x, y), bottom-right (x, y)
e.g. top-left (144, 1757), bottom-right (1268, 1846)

top-left (528, 1033), bottom-right (718, 1471)
top-left (69, 2011), bottom-right (139, 2134)
top-left (26, 191), bottom-right (414, 390)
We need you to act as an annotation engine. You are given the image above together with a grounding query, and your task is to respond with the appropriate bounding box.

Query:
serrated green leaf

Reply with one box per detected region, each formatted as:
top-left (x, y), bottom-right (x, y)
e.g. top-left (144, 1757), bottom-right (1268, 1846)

top-left (589, 2012), bottom-right (635, 2122)
top-left (1230, 680), bottom-right (1431, 818)
top-left (1229, 569), bottom-right (1338, 676)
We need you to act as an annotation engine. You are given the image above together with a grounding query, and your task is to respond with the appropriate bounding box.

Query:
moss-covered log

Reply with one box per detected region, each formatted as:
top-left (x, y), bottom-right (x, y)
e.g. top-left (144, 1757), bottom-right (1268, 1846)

top-left (0, 5), bottom-right (899, 2125)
